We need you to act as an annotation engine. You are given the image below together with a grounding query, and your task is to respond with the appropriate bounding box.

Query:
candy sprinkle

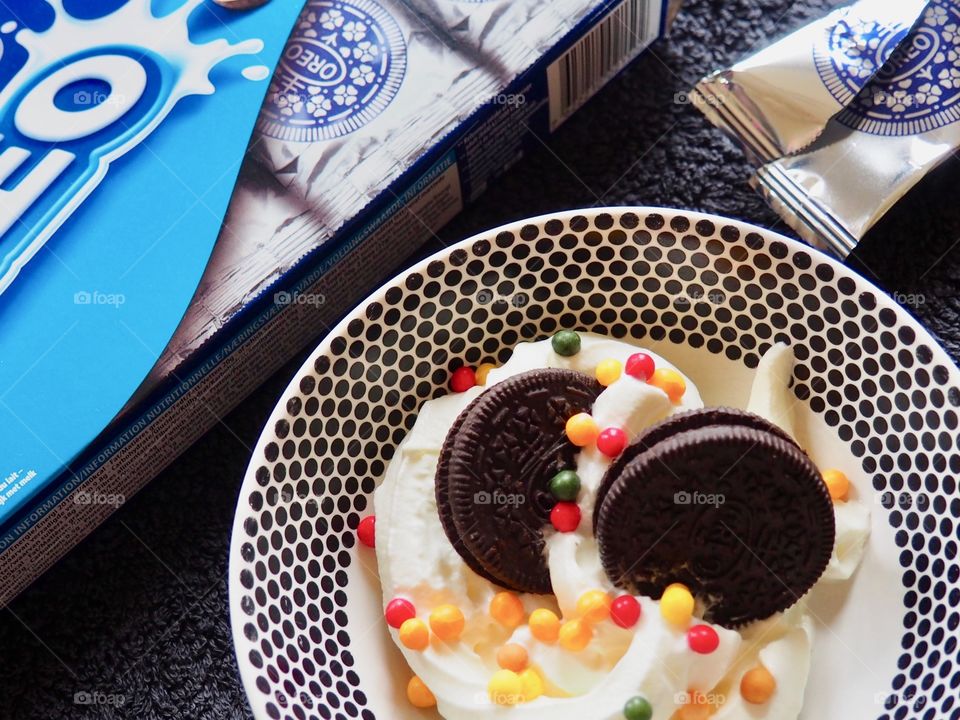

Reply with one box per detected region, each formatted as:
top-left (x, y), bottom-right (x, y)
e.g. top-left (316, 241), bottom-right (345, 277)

top-left (385, 598), bottom-right (416, 629)
top-left (550, 502), bottom-right (581, 533)
top-left (648, 368), bottom-right (686, 404)
top-left (596, 427), bottom-right (627, 457)
top-left (475, 362), bottom-right (497, 385)
top-left (565, 412), bottom-right (599, 446)
top-left (496, 643), bottom-right (529, 672)
top-left (576, 589), bottom-right (612, 624)
top-left (406, 676), bottom-right (436, 708)
top-left (610, 595), bottom-right (641, 629)
top-left (558, 618), bottom-right (592, 652)
top-left (529, 608), bottom-right (561, 643)
top-left (822, 468), bottom-right (850, 501)
top-left (399, 618), bottom-right (430, 651)
top-left (551, 330), bottom-right (581, 357)
top-left (356, 515), bottom-right (376, 548)
top-left (488, 669), bottom-right (523, 706)
top-left (623, 695), bottom-right (653, 720)
top-left (660, 583), bottom-right (694, 627)
top-left (687, 624), bottom-right (720, 654)
top-left (741, 665), bottom-right (777, 704)
top-left (429, 604), bottom-right (465, 643)
top-left (490, 592), bottom-right (525, 628)
top-left (596, 358), bottom-right (623, 386)
top-left (519, 668), bottom-right (544, 702)
top-left (449, 366), bottom-right (477, 393)
top-left (549, 469), bottom-right (581, 501)
top-left (624, 352), bottom-right (655, 381)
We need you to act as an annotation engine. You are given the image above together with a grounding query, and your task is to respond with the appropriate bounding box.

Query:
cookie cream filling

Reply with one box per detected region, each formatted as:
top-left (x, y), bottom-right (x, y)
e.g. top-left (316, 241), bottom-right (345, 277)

top-left (374, 334), bottom-right (869, 719)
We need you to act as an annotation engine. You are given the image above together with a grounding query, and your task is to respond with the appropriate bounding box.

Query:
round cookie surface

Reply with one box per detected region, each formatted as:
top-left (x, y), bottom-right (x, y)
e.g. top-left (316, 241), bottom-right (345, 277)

top-left (592, 407), bottom-right (799, 528)
top-left (597, 425), bottom-right (834, 626)
top-left (445, 369), bottom-right (603, 594)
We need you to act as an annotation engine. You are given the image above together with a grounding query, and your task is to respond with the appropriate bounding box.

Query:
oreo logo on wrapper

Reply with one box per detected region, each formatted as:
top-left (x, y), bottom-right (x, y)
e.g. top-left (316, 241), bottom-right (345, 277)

top-left (258, 0), bottom-right (406, 141)
top-left (816, 0), bottom-right (960, 136)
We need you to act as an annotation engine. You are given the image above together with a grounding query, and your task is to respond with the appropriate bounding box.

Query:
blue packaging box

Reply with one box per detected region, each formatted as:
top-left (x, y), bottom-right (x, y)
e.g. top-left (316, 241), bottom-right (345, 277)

top-left (0, 0), bottom-right (675, 603)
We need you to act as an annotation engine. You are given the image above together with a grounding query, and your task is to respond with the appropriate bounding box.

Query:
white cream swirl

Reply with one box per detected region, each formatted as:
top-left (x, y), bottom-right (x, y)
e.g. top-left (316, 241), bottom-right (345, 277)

top-left (374, 335), bottom-right (869, 719)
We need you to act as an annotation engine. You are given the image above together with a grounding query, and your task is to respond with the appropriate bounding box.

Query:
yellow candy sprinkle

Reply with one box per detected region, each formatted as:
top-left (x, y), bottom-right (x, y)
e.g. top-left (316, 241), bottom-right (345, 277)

top-left (529, 608), bottom-right (561, 644)
top-left (565, 413), bottom-right (599, 447)
top-left (399, 618), bottom-right (430, 651)
top-left (740, 665), bottom-right (777, 704)
top-left (649, 368), bottom-right (686, 404)
top-left (576, 589), bottom-right (612, 624)
top-left (496, 643), bottom-right (529, 672)
top-left (429, 604), bottom-right (465, 643)
top-left (406, 676), bottom-right (436, 708)
top-left (519, 668), bottom-right (544, 702)
top-left (558, 618), bottom-right (592, 651)
top-left (490, 592), bottom-right (525, 628)
top-left (660, 583), bottom-right (694, 627)
top-left (488, 669), bottom-right (523, 706)
top-left (822, 469), bottom-right (850, 502)
top-left (595, 359), bottom-right (623, 387)
top-left (476, 362), bottom-right (496, 385)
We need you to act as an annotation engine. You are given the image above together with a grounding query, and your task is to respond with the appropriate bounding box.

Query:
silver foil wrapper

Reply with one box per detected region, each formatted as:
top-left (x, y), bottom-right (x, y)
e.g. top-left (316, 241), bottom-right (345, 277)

top-left (693, 0), bottom-right (959, 258)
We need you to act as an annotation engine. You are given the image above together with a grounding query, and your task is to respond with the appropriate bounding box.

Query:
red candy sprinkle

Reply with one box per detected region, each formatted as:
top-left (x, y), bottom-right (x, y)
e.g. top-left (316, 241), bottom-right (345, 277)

top-left (385, 598), bottom-right (416, 629)
top-left (610, 595), bottom-right (642, 628)
top-left (449, 366), bottom-right (477, 392)
top-left (550, 502), bottom-right (581, 532)
top-left (596, 427), bottom-right (627, 457)
top-left (357, 515), bottom-right (376, 548)
top-left (687, 624), bottom-right (720, 654)
top-left (625, 353), bottom-right (656, 382)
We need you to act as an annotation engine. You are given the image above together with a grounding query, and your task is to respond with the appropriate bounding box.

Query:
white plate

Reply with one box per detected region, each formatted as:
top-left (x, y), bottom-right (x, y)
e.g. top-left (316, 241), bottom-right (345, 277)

top-left (229, 208), bottom-right (960, 720)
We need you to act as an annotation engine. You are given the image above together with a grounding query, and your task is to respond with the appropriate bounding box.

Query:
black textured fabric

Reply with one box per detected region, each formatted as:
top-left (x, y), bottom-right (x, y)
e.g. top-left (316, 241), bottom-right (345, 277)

top-left (2, 1), bottom-right (958, 718)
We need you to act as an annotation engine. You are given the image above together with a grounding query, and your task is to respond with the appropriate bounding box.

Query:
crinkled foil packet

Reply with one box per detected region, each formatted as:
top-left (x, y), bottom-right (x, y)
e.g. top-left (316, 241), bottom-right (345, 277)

top-left (692, 0), bottom-right (959, 257)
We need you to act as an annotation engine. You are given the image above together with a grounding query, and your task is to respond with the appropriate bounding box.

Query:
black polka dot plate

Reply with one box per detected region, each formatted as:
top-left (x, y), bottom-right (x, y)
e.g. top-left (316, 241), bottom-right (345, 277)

top-left (229, 209), bottom-right (960, 720)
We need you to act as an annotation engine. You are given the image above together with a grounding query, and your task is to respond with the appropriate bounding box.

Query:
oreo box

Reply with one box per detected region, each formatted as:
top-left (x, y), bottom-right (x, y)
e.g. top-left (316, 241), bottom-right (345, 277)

top-left (0, 0), bottom-right (677, 604)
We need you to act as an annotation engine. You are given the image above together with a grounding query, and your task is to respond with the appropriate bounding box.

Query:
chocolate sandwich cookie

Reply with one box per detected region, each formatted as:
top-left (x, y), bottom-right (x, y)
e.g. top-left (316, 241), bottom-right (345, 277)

top-left (592, 407), bottom-right (798, 528)
top-left (435, 393), bottom-right (506, 587)
top-left (439, 369), bottom-right (602, 594)
top-left (597, 424), bottom-right (834, 627)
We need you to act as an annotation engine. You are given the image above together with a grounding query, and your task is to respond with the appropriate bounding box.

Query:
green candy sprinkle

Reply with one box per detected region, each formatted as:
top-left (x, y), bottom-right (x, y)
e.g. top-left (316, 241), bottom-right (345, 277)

top-left (551, 330), bottom-right (581, 357)
top-left (549, 470), bottom-right (581, 501)
top-left (623, 696), bottom-right (653, 720)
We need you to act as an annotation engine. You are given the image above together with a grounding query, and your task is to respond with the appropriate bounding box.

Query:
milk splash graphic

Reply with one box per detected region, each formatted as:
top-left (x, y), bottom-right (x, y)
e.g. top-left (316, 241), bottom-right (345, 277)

top-left (0, 0), bottom-right (270, 295)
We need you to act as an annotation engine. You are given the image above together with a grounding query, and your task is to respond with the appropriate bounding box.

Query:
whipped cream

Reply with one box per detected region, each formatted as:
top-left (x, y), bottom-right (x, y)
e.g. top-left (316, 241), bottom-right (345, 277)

top-left (374, 335), bottom-right (869, 719)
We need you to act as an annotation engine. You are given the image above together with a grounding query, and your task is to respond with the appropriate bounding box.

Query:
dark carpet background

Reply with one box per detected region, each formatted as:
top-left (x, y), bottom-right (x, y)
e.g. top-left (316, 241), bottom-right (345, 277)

top-left (2, 0), bottom-right (958, 718)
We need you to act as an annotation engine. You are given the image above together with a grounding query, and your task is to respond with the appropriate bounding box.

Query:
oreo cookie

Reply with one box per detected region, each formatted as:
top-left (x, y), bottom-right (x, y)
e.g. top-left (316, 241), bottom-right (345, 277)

top-left (437, 369), bottom-right (602, 594)
top-left (596, 423), bottom-right (834, 627)
top-left (592, 407), bottom-right (798, 528)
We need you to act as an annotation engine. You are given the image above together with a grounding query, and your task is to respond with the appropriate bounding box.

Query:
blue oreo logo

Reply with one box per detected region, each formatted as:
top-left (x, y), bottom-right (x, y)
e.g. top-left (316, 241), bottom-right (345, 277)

top-left (816, 0), bottom-right (960, 137)
top-left (259, 0), bottom-right (406, 142)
